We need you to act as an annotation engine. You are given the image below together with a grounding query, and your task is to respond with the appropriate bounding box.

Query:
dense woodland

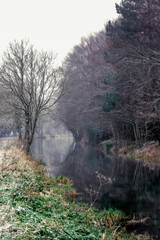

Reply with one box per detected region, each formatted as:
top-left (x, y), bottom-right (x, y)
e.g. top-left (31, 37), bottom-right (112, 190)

top-left (1, 0), bottom-right (160, 151)
top-left (58, 0), bottom-right (160, 148)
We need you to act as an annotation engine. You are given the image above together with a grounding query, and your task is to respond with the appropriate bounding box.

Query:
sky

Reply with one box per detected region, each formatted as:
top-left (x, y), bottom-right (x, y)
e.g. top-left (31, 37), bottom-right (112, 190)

top-left (0, 0), bottom-right (120, 64)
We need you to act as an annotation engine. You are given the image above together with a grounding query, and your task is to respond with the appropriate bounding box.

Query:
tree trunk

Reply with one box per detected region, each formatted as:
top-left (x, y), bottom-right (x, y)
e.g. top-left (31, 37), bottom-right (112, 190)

top-left (132, 121), bottom-right (143, 148)
top-left (23, 115), bottom-right (38, 153)
top-left (23, 118), bottom-right (30, 153)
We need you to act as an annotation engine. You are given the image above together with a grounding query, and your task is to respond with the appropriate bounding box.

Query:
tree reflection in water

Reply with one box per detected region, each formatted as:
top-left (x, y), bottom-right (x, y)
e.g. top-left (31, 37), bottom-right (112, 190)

top-left (32, 130), bottom-right (160, 237)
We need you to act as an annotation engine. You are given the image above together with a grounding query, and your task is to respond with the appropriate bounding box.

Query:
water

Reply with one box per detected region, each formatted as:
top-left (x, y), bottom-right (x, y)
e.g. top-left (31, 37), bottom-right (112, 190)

top-left (32, 124), bottom-right (160, 238)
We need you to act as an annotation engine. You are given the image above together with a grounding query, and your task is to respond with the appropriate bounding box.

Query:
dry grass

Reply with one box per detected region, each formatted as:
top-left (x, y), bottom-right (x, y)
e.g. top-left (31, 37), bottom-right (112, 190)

top-left (119, 142), bottom-right (160, 166)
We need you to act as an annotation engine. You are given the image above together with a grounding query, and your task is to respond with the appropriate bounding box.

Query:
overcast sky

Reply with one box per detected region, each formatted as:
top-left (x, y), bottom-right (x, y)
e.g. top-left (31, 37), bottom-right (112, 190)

top-left (0, 0), bottom-right (120, 64)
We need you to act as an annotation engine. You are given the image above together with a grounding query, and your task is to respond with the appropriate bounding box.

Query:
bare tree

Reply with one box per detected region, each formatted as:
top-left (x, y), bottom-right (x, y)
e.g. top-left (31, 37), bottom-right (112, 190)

top-left (0, 40), bottom-right (66, 152)
top-left (57, 31), bottom-right (113, 142)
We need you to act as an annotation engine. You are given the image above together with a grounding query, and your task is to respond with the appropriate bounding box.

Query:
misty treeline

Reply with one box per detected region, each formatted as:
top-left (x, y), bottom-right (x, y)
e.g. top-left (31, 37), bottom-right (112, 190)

top-left (0, 0), bottom-right (160, 152)
top-left (58, 0), bottom-right (160, 147)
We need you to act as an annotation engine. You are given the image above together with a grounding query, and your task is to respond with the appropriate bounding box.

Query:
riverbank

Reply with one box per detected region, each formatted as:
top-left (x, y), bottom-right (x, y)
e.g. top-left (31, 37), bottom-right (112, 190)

top-left (0, 142), bottom-right (152, 239)
top-left (119, 141), bottom-right (160, 167)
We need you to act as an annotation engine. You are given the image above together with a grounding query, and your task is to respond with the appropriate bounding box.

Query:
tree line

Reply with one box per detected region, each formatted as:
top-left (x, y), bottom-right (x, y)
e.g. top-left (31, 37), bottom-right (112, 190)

top-left (58, 0), bottom-right (160, 147)
top-left (1, 0), bottom-right (160, 152)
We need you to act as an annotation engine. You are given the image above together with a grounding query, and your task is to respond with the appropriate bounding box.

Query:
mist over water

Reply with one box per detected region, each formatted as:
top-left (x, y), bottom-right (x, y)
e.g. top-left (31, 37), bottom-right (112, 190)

top-left (31, 119), bottom-right (74, 172)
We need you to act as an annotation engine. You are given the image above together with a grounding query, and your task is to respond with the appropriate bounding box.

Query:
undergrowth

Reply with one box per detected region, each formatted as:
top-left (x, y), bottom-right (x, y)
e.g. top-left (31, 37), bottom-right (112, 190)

top-left (119, 142), bottom-right (160, 166)
top-left (0, 142), bottom-right (152, 239)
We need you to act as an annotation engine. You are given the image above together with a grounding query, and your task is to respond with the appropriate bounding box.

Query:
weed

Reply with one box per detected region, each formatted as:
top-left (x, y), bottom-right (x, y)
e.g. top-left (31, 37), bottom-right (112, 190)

top-left (0, 143), bottom-right (152, 240)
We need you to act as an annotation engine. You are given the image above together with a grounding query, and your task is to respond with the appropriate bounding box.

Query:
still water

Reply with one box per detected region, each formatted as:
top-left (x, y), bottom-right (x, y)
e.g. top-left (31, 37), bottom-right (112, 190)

top-left (31, 123), bottom-right (160, 238)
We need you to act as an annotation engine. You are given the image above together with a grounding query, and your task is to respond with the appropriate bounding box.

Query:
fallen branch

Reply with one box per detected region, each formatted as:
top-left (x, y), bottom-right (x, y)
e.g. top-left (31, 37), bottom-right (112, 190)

top-left (126, 217), bottom-right (151, 226)
top-left (1, 162), bottom-right (15, 172)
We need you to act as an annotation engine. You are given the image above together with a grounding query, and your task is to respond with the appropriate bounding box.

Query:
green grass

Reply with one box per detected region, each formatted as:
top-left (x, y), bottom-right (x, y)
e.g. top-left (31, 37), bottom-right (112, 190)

top-left (0, 143), bottom-right (152, 239)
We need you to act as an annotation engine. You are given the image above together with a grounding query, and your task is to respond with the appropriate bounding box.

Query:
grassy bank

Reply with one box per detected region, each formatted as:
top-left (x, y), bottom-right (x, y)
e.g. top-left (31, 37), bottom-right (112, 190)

top-left (119, 141), bottom-right (160, 166)
top-left (0, 142), bottom-right (151, 239)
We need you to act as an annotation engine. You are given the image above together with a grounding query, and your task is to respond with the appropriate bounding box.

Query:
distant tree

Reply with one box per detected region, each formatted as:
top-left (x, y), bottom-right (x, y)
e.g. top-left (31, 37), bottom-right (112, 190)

top-left (0, 86), bottom-right (15, 136)
top-left (57, 31), bottom-right (113, 142)
top-left (0, 40), bottom-right (66, 152)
